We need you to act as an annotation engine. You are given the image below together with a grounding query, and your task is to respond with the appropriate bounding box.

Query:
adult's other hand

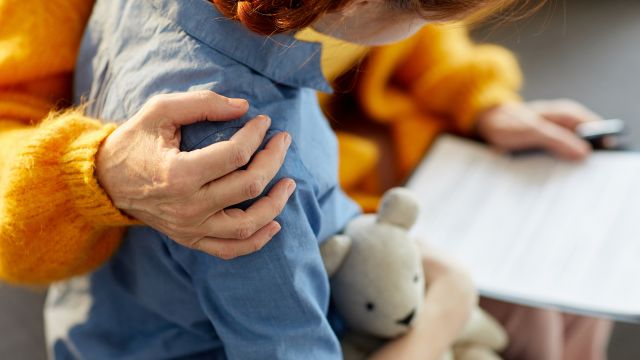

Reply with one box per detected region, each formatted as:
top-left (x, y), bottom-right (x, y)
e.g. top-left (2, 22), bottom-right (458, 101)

top-left (96, 90), bottom-right (295, 259)
top-left (475, 100), bottom-right (600, 160)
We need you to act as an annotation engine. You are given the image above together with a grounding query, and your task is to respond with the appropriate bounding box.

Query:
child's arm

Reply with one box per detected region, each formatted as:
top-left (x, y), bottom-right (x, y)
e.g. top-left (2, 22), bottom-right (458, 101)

top-left (370, 242), bottom-right (477, 360)
top-left (165, 123), bottom-right (345, 359)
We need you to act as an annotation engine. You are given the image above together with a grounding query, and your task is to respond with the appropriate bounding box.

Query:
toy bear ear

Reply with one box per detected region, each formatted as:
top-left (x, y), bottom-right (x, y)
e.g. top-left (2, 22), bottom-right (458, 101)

top-left (320, 235), bottom-right (353, 277)
top-left (377, 187), bottom-right (420, 230)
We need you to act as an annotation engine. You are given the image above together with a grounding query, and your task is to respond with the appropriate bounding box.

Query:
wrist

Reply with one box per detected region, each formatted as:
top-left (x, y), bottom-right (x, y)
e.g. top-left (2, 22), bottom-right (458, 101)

top-left (472, 101), bottom-right (522, 142)
top-left (95, 130), bottom-right (118, 206)
top-left (471, 106), bottom-right (496, 139)
top-left (61, 121), bottom-right (136, 226)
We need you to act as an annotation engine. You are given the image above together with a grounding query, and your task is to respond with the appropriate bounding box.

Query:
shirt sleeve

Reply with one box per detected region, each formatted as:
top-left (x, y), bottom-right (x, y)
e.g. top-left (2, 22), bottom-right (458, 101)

top-left (0, 0), bottom-right (135, 285)
top-left (166, 126), bottom-right (342, 360)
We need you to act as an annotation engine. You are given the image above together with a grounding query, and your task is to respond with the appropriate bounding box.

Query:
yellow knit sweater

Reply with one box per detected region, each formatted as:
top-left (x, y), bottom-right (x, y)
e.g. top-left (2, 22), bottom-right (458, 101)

top-left (0, 1), bottom-right (521, 285)
top-left (0, 0), bottom-right (133, 285)
top-left (301, 25), bottom-right (522, 211)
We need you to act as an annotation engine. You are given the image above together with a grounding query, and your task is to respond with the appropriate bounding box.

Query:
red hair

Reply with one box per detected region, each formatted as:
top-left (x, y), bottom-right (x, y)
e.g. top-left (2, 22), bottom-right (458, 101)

top-left (212, 0), bottom-right (547, 35)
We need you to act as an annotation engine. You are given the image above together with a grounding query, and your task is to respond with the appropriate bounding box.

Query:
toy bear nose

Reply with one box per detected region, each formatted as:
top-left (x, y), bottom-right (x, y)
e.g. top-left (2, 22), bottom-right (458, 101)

top-left (396, 309), bottom-right (416, 326)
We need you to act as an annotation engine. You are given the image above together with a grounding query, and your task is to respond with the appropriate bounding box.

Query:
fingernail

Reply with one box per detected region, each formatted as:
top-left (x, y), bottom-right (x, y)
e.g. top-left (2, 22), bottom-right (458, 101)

top-left (286, 179), bottom-right (297, 195)
top-left (257, 115), bottom-right (271, 127)
top-left (283, 132), bottom-right (292, 147)
top-left (269, 222), bottom-right (281, 237)
top-left (228, 98), bottom-right (248, 109)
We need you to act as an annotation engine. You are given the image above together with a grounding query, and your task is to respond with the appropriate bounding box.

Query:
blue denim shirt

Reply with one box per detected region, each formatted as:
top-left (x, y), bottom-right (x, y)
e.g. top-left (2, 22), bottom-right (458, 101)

top-left (45, 0), bottom-right (361, 359)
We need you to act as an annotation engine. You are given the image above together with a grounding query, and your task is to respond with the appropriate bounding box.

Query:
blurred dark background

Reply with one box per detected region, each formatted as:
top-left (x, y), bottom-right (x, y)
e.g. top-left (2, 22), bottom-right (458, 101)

top-left (1, 0), bottom-right (639, 358)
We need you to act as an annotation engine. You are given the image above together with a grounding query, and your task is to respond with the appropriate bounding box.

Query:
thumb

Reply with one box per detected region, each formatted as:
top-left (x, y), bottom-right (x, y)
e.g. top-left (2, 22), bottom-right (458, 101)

top-left (535, 120), bottom-right (591, 160)
top-left (146, 90), bottom-right (249, 127)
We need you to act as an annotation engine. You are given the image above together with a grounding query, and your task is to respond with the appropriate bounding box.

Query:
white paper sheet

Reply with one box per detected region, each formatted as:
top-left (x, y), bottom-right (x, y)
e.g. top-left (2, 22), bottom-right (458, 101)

top-left (406, 135), bottom-right (640, 321)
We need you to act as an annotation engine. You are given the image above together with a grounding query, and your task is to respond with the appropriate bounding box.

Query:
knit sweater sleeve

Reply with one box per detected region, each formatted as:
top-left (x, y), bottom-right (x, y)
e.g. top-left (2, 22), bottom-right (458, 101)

top-left (0, 0), bottom-right (133, 285)
top-left (359, 23), bottom-right (523, 134)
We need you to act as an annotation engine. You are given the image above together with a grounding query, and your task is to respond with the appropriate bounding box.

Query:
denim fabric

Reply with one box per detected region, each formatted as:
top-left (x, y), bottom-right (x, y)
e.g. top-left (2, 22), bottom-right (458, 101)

top-left (46, 0), bottom-right (361, 359)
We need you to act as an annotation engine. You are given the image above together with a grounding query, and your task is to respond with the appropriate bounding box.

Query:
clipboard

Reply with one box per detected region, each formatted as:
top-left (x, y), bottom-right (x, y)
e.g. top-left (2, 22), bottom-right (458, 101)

top-left (406, 133), bottom-right (640, 322)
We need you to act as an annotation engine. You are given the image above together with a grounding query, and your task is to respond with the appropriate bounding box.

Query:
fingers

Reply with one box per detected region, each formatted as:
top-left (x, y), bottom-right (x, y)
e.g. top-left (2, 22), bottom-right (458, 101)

top-left (480, 101), bottom-right (594, 160)
top-left (144, 90), bottom-right (249, 126)
top-left (178, 115), bottom-right (274, 185)
top-left (199, 179), bottom-right (296, 240)
top-left (534, 121), bottom-right (591, 160)
top-left (529, 99), bottom-right (602, 130)
top-left (527, 100), bottom-right (600, 159)
top-left (202, 131), bottom-right (292, 207)
top-left (191, 221), bottom-right (282, 260)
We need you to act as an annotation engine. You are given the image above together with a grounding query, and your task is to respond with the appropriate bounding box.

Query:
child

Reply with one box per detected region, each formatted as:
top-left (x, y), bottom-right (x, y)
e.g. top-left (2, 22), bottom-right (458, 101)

top-left (45, 0), bottom-right (606, 359)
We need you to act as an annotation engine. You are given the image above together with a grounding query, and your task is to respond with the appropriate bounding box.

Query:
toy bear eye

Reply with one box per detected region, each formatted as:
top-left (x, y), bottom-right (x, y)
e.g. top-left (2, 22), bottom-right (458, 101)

top-left (413, 274), bottom-right (419, 283)
top-left (366, 302), bottom-right (375, 312)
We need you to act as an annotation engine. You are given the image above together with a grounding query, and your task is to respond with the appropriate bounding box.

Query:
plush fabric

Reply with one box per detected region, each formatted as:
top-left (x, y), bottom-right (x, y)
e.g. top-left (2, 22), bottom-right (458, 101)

top-left (321, 188), bottom-right (508, 359)
top-left (321, 188), bottom-right (425, 339)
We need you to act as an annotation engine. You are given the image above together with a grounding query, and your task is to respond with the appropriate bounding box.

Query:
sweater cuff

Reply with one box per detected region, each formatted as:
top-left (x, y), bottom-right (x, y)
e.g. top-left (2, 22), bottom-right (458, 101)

top-left (60, 120), bottom-right (137, 227)
top-left (454, 84), bottom-right (522, 135)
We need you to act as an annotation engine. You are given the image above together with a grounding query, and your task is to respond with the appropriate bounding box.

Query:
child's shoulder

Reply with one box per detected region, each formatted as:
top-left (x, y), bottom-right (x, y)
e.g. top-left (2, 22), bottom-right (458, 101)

top-left (81, 0), bottom-right (354, 228)
top-left (85, 0), bottom-right (331, 117)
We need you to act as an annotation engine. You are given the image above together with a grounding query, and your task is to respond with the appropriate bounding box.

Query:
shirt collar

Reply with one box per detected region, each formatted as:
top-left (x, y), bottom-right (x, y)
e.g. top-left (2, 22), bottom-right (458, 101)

top-left (147, 0), bottom-right (332, 92)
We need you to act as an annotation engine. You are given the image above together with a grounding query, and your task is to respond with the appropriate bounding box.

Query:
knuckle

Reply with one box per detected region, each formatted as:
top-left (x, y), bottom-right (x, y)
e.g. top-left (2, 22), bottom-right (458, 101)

top-left (146, 94), bottom-right (170, 113)
top-left (245, 175), bottom-right (267, 199)
top-left (196, 90), bottom-right (215, 103)
top-left (162, 161), bottom-right (192, 196)
top-left (176, 203), bottom-right (200, 221)
top-left (236, 221), bottom-right (255, 240)
top-left (195, 91), bottom-right (215, 119)
top-left (231, 144), bottom-right (251, 167)
top-left (161, 206), bottom-right (194, 228)
top-left (215, 247), bottom-right (237, 260)
top-left (164, 180), bottom-right (185, 197)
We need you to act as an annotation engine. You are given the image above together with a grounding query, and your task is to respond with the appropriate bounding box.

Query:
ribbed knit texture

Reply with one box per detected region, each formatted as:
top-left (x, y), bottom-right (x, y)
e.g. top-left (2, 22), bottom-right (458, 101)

top-left (0, 0), bottom-right (133, 285)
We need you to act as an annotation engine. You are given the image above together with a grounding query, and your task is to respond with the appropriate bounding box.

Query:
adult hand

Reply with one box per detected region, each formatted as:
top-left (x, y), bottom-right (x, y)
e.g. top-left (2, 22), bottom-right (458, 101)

top-left (475, 99), bottom-right (602, 160)
top-left (96, 90), bottom-right (295, 260)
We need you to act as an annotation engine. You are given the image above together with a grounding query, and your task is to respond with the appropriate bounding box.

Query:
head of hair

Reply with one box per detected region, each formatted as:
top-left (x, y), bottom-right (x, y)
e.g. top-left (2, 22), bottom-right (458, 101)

top-left (212, 0), bottom-right (546, 36)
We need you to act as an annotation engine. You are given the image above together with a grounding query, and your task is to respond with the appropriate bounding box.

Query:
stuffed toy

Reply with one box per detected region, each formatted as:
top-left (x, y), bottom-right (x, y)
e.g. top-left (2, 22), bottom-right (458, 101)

top-left (321, 187), bottom-right (508, 360)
